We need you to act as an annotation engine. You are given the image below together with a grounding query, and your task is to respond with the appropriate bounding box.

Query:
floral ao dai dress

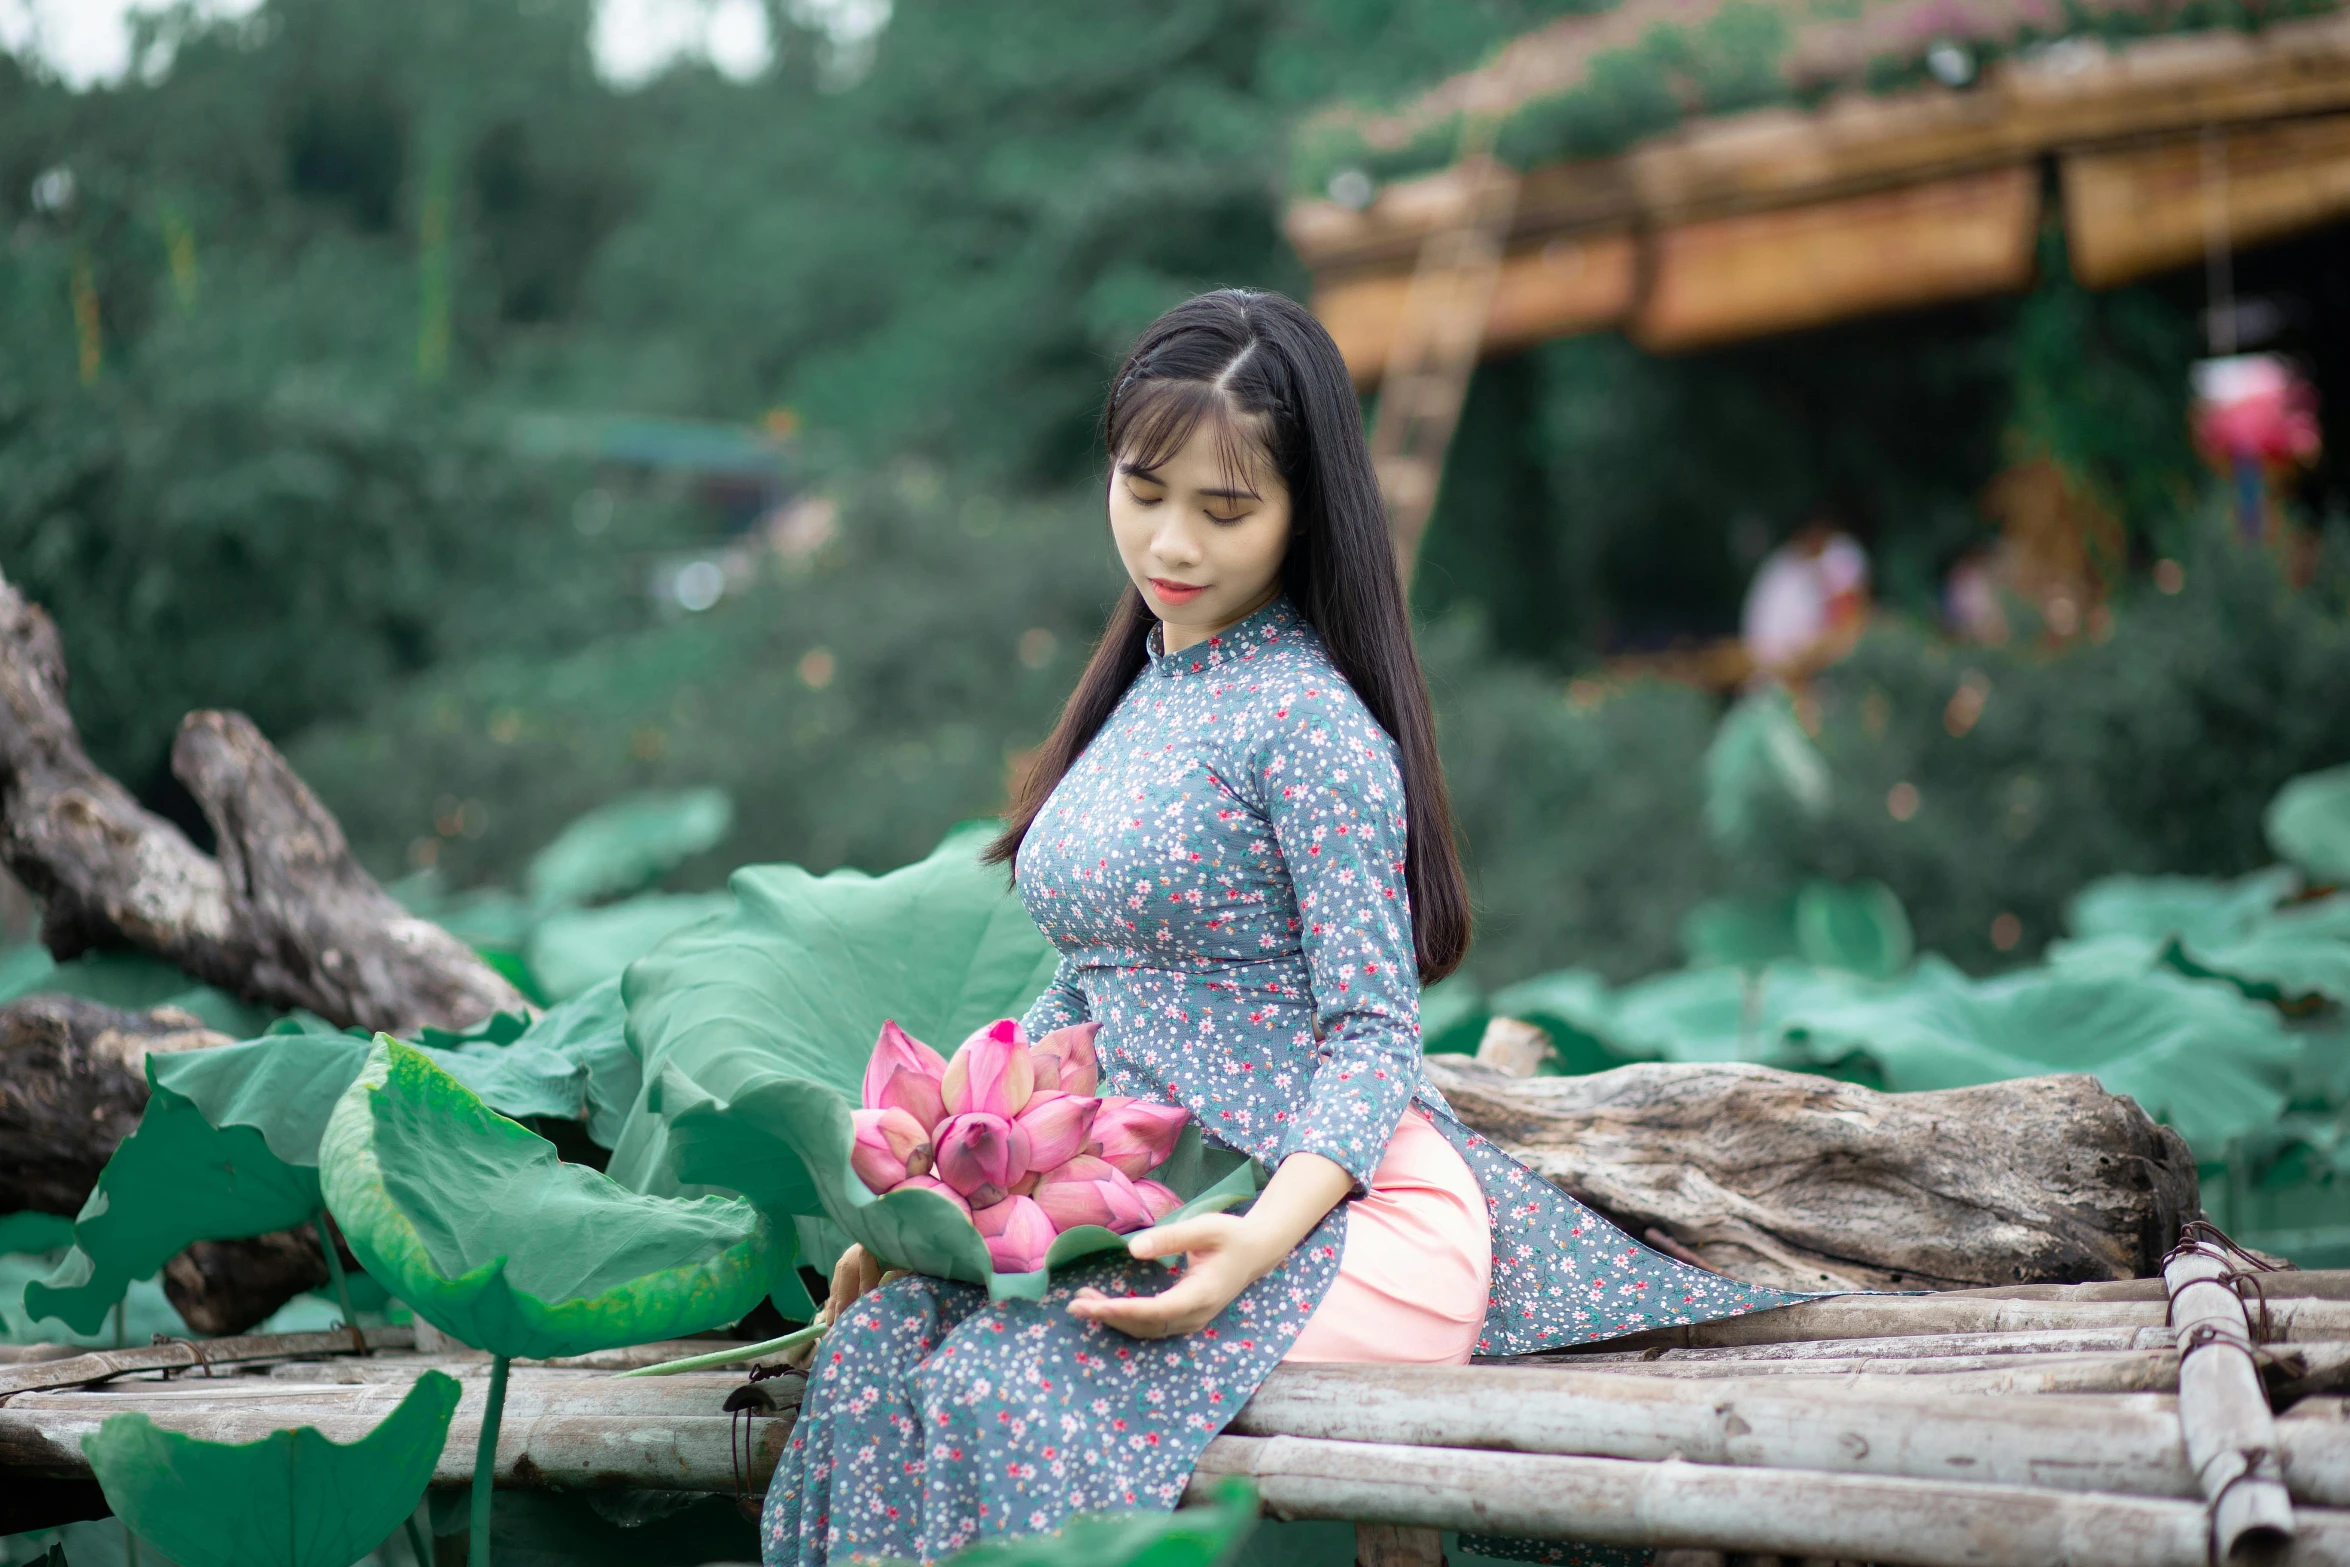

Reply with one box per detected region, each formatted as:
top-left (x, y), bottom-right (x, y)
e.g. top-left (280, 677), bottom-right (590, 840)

top-left (761, 598), bottom-right (1808, 1567)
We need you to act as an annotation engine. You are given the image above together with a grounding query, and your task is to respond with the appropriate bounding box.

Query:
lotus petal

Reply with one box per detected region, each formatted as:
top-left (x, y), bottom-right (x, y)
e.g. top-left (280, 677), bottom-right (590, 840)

top-left (850, 1106), bottom-right (932, 1193)
top-left (1014, 1090), bottom-right (1101, 1170)
top-left (1030, 1020), bottom-right (1101, 1098)
top-left (1131, 1179), bottom-right (1182, 1223)
top-left (933, 1111), bottom-right (1030, 1208)
top-left (863, 1020), bottom-right (949, 1113)
top-left (942, 1018), bottom-right (1035, 1119)
top-left (973, 1195), bottom-right (1056, 1273)
top-left (894, 1175), bottom-right (972, 1220)
top-left (874, 1066), bottom-right (948, 1134)
top-left (1089, 1096), bottom-right (1190, 1178)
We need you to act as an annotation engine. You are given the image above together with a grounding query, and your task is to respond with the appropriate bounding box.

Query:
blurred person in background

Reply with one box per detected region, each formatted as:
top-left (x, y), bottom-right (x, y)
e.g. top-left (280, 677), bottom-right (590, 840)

top-left (1740, 518), bottom-right (1871, 683)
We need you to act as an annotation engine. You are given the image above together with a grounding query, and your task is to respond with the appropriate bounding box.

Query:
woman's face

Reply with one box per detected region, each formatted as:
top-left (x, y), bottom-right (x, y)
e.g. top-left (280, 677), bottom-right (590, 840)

top-left (1108, 413), bottom-right (1292, 655)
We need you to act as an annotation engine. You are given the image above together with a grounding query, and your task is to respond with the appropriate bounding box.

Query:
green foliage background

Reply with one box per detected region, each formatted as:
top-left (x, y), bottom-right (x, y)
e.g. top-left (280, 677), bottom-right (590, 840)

top-left (2, 0), bottom-right (2345, 990)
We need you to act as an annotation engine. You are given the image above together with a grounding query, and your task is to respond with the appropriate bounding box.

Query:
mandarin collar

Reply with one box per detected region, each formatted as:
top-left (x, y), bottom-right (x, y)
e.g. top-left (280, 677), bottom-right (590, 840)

top-left (1147, 596), bottom-right (1302, 679)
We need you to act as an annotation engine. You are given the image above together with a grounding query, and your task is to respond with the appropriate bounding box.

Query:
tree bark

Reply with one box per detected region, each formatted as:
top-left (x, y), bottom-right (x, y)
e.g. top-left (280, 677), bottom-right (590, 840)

top-left (1423, 1056), bottom-right (2198, 1292)
top-left (162, 1224), bottom-right (365, 1338)
top-left (0, 994), bottom-right (227, 1215)
top-left (0, 572), bottom-right (523, 1036)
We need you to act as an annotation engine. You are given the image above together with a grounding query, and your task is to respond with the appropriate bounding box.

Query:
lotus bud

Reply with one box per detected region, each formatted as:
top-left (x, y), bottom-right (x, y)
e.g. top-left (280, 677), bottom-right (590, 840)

top-left (1130, 1179), bottom-right (1181, 1223)
top-left (850, 1106), bottom-right (932, 1193)
top-left (1030, 1020), bottom-right (1101, 1099)
top-left (1012, 1091), bottom-right (1100, 1171)
top-left (1034, 1158), bottom-right (1155, 1234)
top-left (973, 1195), bottom-right (1056, 1274)
top-left (1088, 1096), bottom-right (1190, 1177)
top-left (894, 1174), bottom-right (972, 1221)
top-left (863, 1020), bottom-right (948, 1117)
top-left (932, 1111), bottom-right (1031, 1209)
top-left (941, 1019), bottom-right (1035, 1120)
top-left (875, 1067), bottom-right (947, 1134)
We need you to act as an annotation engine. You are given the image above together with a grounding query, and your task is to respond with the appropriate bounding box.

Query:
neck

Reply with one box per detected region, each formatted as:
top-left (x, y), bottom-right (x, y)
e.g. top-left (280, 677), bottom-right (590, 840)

top-left (1159, 585), bottom-right (1281, 655)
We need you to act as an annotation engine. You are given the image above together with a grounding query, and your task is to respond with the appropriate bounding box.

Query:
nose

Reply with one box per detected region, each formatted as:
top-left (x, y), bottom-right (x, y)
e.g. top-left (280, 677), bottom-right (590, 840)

top-left (1149, 510), bottom-right (1203, 570)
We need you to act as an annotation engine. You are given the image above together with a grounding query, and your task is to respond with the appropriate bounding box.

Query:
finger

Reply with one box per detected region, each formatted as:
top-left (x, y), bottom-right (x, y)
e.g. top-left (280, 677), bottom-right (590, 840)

top-left (1124, 1218), bottom-right (1227, 1260)
top-left (1070, 1275), bottom-right (1218, 1335)
top-left (828, 1245), bottom-right (870, 1318)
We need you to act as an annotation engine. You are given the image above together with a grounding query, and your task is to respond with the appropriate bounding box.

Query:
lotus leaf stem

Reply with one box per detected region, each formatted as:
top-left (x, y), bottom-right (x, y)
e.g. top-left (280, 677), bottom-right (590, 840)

top-left (469, 1352), bottom-right (510, 1567)
top-left (405, 1511), bottom-right (433, 1567)
top-left (315, 1210), bottom-right (359, 1327)
top-left (611, 1321), bottom-right (827, 1378)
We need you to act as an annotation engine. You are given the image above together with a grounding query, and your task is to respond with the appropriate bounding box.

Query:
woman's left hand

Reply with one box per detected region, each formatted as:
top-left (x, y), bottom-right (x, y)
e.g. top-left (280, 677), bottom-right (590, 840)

top-left (1065, 1212), bottom-right (1288, 1338)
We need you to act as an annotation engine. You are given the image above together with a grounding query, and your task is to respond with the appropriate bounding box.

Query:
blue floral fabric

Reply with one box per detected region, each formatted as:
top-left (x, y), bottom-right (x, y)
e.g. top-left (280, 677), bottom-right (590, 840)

top-left (762, 598), bottom-right (1807, 1565)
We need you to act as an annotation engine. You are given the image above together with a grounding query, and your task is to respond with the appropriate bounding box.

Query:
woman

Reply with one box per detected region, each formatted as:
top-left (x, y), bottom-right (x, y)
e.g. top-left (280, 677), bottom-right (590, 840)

top-left (762, 289), bottom-right (1804, 1567)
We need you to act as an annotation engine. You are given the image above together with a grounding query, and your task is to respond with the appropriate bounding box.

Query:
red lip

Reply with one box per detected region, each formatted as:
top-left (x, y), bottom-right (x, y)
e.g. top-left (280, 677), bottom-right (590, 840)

top-left (1149, 578), bottom-right (1206, 604)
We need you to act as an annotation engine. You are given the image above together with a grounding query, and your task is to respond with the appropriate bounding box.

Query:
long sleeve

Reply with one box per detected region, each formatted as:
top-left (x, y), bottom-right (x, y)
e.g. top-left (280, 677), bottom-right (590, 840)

top-left (1020, 954), bottom-right (1091, 1038)
top-left (1245, 682), bottom-right (1422, 1188)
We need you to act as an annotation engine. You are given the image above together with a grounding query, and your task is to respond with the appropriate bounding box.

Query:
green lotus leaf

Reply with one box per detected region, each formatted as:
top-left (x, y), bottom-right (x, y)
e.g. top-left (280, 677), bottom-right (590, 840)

top-left (2268, 765), bottom-right (2350, 884)
top-left (899, 1476), bottom-right (1259, 1567)
top-left (24, 993), bottom-right (640, 1336)
top-left (1703, 689), bottom-right (1829, 851)
top-left (2070, 868), bottom-right (2301, 946)
top-left (82, 1369), bottom-right (459, 1567)
top-left (1678, 893), bottom-right (1800, 970)
top-left (2068, 869), bottom-right (2350, 1003)
top-left (1793, 879), bottom-right (1913, 980)
top-left (525, 891), bottom-right (733, 1002)
top-left (609, 821), bottom-right (1061, 1202)
top-left (1485, 968), bottom-right (1625, 1076)
top-left (2171, 894), bottom-right (2350, 1006)
top-left (322, 1039), bottom-right (776, 1359)
top-left (1779, 966), bottom-right (2299, 1155)
top-left (25, 1035), bottom-right (367, 1334)
top-left (526, 787), bottom-right (734, 910)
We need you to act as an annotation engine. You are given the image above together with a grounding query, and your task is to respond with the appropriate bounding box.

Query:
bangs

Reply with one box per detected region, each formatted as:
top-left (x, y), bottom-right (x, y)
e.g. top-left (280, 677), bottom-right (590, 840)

top-left (1109, 378), bottom-right (1272, 499)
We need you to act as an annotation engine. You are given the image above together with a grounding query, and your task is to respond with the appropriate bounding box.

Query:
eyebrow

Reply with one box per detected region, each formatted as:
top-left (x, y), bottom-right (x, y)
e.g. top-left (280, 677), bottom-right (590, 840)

top-left (1117, 461), bottom-right (1262, 502)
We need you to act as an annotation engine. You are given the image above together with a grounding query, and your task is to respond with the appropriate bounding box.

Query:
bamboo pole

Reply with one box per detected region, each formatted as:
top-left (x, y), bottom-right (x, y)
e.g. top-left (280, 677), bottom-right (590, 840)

top-left (0, 1326), bottom-right (415, 1398)
top-left (1230, 1365), bottom-right (2350, 1505)
top-left (1581, 1295), bottom-right (2350, 1354)
top-left (2167, 1236), bottom-right (2298, 1562)
top-left (1186, 1436), bottom-right (2350, 1567)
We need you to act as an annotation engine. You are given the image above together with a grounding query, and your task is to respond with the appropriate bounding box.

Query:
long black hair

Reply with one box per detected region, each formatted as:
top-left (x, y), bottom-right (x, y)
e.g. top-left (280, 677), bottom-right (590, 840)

top-left (987, 288), bottom-right (1471, 984)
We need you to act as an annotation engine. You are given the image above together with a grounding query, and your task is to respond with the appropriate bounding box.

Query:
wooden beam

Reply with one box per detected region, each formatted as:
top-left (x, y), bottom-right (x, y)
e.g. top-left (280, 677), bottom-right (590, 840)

top-left (1317, 230), bottom-right (1636, 382)
top-left (1286, 9), bottom-right (2350, 273)
top-left (1632, 165), bottom-right (2039, 351)
top-left (1188, 1436), bottom-right (2350, 1567)
top-left (2063, 112), bottom-right (2350, 287)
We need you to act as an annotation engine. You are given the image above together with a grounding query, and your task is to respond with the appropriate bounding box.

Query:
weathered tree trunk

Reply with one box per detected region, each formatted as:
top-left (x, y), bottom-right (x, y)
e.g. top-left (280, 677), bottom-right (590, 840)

top-left (0, 994), bottom-right (227, 1214)
top-left (0, 572), bottom-right (523, 1036)
top-left (162, 1225), bottom-right (365, 1337)
top-left (1423, 1056), bottom-right (2198, 1292)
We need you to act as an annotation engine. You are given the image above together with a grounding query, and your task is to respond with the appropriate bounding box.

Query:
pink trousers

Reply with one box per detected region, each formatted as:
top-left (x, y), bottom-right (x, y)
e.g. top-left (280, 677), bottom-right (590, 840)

top-left (1282, 1107), bottom-right (1492, 1365)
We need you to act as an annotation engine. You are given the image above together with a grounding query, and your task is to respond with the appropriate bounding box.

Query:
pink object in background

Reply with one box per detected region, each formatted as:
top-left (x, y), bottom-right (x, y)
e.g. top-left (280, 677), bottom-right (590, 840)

top-left (2193, 353), bottom-right (2321, 466)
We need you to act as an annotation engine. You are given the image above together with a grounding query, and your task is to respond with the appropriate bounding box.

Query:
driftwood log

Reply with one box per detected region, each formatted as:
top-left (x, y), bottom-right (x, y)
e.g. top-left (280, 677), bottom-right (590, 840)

top-left (1424, 1055), bottom-right (2199, 1292)
top-left (0, 572), bottom-right (522, 1035)
top-left (0, 994), bottom-right (228, 1215)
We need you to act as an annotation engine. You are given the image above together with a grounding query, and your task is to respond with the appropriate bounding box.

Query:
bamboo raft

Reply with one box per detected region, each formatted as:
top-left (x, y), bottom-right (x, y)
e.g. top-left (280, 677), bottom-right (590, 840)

top-left (6, 1245), bottom-right (2350, 1565)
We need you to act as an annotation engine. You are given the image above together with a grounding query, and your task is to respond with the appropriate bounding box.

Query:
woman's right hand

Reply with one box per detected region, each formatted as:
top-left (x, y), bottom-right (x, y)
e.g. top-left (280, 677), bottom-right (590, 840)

top-left (826, 1243), bottom-right (887, 1323)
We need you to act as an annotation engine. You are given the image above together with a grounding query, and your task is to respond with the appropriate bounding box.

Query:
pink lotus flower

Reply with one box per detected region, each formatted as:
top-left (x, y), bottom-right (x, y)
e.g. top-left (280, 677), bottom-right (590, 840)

top-left (864, 1021), bottom-right (949, 1129)
top-left (941, 1019), bottom-right (1035, 1120)
top-left (1013, 1091), bottom-right (1100, 1170)
top-left (972, 1195), bottom-right (1056, 1273)
top-left (1028, 1021), bottom-right (1101, 1098)
top-left (1034, 1156), bottom-right (1156, 1234)
top-left (894, 1174), bottom-right (972, 1220)
top-left (849, 1106), bottom-right (932, 1193)
top-left (932, 1111), bottom-right (1032, 1209)
top-left (1131, 1179), bottom-right (1181, 1223)
top-left (1088, 1096), bottom-right (1189, 1178)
